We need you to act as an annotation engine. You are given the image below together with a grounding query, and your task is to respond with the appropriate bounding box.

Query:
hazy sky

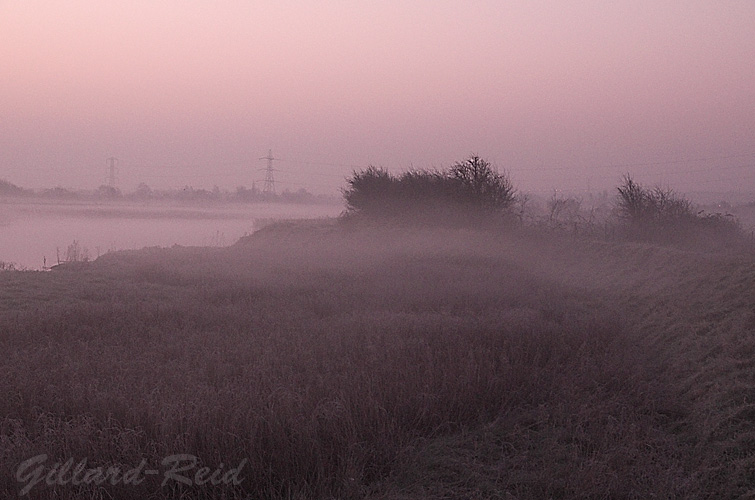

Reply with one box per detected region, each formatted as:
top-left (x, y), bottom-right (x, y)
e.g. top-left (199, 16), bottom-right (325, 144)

top-left (2, 1), bottom-right (754, 194)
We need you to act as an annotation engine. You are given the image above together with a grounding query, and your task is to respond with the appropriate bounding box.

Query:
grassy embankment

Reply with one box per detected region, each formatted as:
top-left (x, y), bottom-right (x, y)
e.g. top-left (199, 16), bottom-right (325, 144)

top-left (1, 219), bottom-right (754, 498)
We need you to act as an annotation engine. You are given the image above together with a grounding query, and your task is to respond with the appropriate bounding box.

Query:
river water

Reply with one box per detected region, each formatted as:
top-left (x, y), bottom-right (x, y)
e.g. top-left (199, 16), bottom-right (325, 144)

top-left (0, 199), bottom-right (342, 270)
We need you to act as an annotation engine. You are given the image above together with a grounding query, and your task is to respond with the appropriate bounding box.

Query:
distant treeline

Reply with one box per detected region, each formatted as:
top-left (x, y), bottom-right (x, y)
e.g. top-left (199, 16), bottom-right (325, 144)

top-left (0, 179), bottom-right (337, 205)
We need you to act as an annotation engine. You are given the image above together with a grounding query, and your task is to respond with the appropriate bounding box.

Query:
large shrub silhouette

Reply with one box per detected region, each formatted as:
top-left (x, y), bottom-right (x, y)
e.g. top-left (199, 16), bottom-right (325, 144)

top-left (343, 156), bottom-right (515, 222)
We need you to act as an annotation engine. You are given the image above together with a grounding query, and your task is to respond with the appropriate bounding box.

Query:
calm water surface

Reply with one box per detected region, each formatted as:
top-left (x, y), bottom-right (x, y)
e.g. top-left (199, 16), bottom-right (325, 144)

top-left (0, 199), bottom-right (341, 270)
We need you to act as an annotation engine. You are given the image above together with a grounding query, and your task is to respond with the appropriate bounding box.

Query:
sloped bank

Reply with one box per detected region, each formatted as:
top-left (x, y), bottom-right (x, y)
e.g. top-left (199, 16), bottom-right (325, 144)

top-left (1, 220), bottom-right (752, 498)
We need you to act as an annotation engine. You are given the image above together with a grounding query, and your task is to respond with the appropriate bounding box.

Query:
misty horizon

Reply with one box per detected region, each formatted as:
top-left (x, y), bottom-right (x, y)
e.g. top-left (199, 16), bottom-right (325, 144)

top-left (2, 1), bottom-right (754, 195)
top-left (6, 151), bottom-right (755, 199)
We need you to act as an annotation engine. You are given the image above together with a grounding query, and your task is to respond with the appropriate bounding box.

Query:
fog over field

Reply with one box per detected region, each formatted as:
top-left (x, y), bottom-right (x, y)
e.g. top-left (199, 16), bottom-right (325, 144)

top-left (2, 2), bottom-right (755, 499)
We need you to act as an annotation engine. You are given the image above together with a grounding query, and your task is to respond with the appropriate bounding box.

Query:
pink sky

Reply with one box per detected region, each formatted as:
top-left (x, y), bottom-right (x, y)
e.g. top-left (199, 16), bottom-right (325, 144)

top-left (1, 1), bottom-right (754, 194)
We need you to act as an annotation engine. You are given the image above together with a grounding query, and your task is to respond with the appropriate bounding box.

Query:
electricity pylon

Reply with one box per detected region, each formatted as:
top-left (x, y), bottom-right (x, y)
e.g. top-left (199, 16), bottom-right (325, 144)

top-left (259, 149), bottom-right (277, 195)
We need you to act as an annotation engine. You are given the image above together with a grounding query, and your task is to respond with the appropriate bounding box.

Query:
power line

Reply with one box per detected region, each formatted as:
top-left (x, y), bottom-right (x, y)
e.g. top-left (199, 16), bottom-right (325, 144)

top-left (118, 150), bottom-right (755, 174)
top-left (497, 152), bottom-right (755, 174)
top-left (275, 158), bottom-right (366, 170)
top-left (266, 179), bottom-right (338, 189)
top-left (273, 168), bottom-right (349, 178)
top-left (120, 160), bottom-right (250, 170)
top-left (515, 163), bottom-right (755, 183)
top-left (603, 152), bottom-right (755, 169)
top-left (99, 150), bottom-right (755, 193)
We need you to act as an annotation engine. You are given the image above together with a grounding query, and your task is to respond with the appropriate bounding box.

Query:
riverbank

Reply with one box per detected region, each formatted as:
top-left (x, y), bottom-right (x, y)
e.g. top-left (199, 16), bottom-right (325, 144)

top-left (1, 220), bottom-right (753, 498)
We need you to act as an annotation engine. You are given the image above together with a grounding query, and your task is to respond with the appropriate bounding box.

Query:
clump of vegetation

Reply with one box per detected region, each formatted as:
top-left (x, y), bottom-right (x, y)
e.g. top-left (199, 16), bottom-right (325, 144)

top-left (55, 240), bottom-right (90, 264)
top-left (0, 179), bottom-right (27, 197)
top-left (0, 261), bottom-right (23, 271)
top-left (616, 174), bottom-right (742, 246)
top-left (343, 155), bottom-right (515, 224)
top-left (616, 175), bottom-right (693, 227)
top-left (97, 184), bottom-right (122, 199)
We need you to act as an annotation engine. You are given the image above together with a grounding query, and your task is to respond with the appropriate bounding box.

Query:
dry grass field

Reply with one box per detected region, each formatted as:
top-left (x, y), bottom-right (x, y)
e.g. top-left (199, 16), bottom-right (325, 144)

top-left (1, 219), bottom-right (754, 498)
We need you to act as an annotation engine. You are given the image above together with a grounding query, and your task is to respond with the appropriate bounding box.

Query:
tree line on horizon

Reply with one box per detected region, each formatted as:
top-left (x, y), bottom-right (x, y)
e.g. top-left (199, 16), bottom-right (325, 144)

top-left (0, 178), bottom-right (334, 205)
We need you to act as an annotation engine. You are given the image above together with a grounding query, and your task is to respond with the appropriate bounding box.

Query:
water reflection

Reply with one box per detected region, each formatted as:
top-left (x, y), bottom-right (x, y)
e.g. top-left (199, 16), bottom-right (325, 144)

top-left (0, 199), bottom-right (341, 270)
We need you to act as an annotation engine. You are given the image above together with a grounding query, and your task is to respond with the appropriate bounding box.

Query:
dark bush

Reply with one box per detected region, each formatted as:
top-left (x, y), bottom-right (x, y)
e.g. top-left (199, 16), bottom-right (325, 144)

top-left (616, 174), bottom-right (743, 246)
top-left (343, 156), bottom-right (515, 224)
top-left (343, 166), bottom-right (405, 216)
top-left (617, 175), bottom-right (694, 228)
